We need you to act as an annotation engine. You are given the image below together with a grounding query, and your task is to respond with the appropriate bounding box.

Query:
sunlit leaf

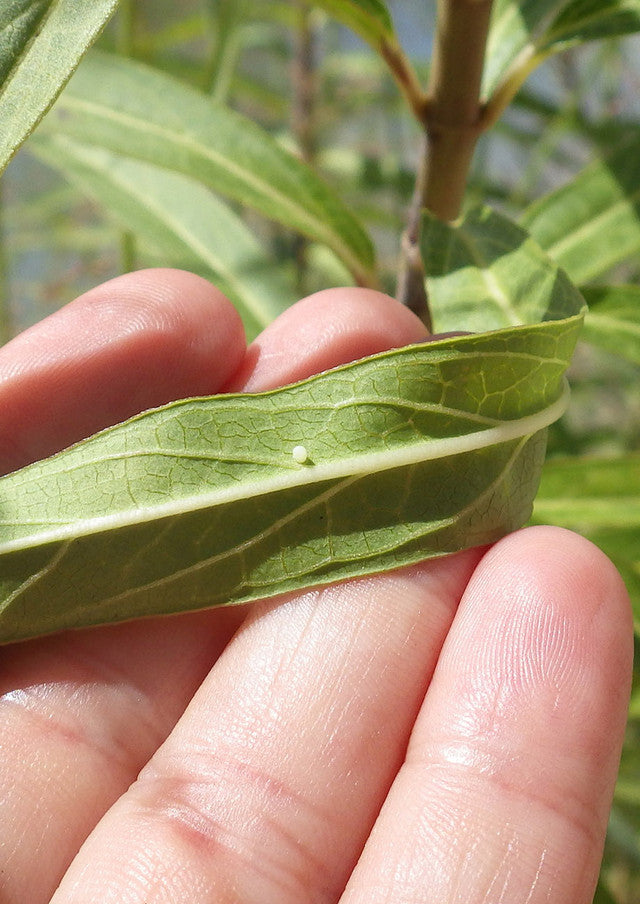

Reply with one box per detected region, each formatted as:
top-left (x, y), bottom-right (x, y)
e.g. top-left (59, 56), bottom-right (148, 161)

top-left (30, 134), bottom-right (295, 340)
top-left (0, 0), bottom-right (119, 174)
top-left (484, 0), bottom-right (640, 100)
top-left (422, 205), bottom-right (586, 333)
top-left (521, 137), bottom-right (640, 284)
top-left (0, 204), bottom-right (584, 642)
top-left (308, 0), bottom-right (395, 48)
top-left (35, 50), bottom-right (376, 285)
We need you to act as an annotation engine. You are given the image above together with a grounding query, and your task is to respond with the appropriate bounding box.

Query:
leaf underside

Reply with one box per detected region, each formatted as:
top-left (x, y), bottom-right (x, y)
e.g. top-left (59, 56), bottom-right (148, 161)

top-left (0, 326), bottom-right (581, 642)
top-left (0, 206), bottom-right (585, 643)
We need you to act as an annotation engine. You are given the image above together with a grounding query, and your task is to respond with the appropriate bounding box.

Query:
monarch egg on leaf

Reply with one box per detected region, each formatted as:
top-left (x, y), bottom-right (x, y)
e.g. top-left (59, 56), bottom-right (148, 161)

top-left (292, 445), bottom-right (309, 464)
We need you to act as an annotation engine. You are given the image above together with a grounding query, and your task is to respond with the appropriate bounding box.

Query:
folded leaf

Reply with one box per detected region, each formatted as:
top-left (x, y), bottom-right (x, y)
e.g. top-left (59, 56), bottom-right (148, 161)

top-left (0, 0), bottom-right (119, 173)
top-left (36, 50), bottom-right (376, 286)
top-left (0, 332), bottom-right (574, 644)
top-left (422, 205), bottom-right (585, 333)
top-left (0, 205), bottom-right (585, 643)
top-left (29, 134), bottom-right (296, 340)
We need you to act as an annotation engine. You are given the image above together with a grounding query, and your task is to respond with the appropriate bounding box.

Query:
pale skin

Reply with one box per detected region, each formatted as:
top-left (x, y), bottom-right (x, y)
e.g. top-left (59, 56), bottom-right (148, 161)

top-left (0, 269), bottom-right (633, 904)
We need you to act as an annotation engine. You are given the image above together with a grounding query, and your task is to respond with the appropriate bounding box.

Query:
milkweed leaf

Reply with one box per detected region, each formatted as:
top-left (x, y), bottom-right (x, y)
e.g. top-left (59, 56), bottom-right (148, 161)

top-left (0, 0), bottom-right (119, 173)
top-left (29, 134), bottom-right (295, 340)
top-left (0, 207), bottom-right (585, 643)
top-left (36, 50), bottom-right (376, 286)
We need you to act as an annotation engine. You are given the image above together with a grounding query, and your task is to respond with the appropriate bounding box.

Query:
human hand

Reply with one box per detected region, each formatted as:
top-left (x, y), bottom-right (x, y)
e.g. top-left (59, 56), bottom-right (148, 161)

top-left (0, 270), bottom-right (632, 904)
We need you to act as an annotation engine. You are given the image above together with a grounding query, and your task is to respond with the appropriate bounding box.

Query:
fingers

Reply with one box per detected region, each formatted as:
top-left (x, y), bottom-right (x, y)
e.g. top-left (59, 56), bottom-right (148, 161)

top-left (339, 526), bottom-right (633, 904)
top-left (50, 551), bottom-right (481, 904)
top-left (0, 269), bottom-right (247, 900)
top-left (0, 269), bottom-right (245, 474)
top-left (226, 287), bottom-right (428, 391)
top-left (0, 277), bottom-right (428, 903)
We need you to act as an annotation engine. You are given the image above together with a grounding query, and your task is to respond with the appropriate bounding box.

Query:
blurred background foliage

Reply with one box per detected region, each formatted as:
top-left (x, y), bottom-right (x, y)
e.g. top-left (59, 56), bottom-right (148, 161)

top-left (1, 2), bottom-right (640, 899)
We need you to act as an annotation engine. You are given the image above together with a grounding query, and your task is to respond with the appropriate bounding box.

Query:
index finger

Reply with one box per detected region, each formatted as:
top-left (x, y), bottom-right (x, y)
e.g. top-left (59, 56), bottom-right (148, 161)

top-left (0, 274), bottom-right (429, 904)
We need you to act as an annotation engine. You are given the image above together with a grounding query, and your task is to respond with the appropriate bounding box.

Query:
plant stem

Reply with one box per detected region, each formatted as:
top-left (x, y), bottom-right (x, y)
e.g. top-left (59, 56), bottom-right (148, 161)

top-left (396, 131), bottom-right (431, 326)
top-left (423, 0), bottom-right (494, 220)
top-left (397, 0), bottom-right (494, 323)
top-left (379, 37), bottom-right (428, 123)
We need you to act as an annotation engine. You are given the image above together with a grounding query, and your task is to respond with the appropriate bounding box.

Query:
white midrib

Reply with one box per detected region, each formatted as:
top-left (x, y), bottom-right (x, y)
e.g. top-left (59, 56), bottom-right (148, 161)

top-left (1, 383), bottom-right (569, 555)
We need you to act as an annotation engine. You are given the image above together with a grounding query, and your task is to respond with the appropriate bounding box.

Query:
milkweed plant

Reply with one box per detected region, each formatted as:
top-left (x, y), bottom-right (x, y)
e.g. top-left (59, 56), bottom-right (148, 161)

top-left (1, 1), bottom-right (640, 899)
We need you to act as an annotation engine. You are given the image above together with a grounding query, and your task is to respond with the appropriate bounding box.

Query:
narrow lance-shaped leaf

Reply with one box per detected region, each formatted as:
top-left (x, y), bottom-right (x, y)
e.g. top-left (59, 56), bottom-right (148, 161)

top-left (532, 453), bottom-right (640, 627)
top-left (307, 0), bottom-right (395, 48)
top-left (483, 0), bottom-right (640, 104)
top-left (0, 208), bottom-right (584, 643)
top-left (533, 453), bottom-right (640, 529)
top-left (0, 336), bottom-right (574, 644)
top-left (0, 0), bottom-right (119, 174)
top-left (29, 134), bottom-right (296, 340)
top-left (35, 50), bottom-right (376, 287)
top-left (521, 136), bottom-right (640, 284)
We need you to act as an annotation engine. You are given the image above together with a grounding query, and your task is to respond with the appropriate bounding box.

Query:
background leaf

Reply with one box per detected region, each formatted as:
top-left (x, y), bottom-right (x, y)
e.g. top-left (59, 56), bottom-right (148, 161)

top-left (0, 0), bottom-right (119, 174)
top-left (521, 137), bottom-right (640, 284)
top-left (484, 0), bottom-right (640, 99)
top-left (35, 49), bottom-right (376, 286)
top-left (532, 453), bottom-right (640, 625)
top-left (581, 286), bottom-right (640, 365)
top-left (533, 453), bottom-right (640, 528)
top-left (421, 205), bottom-right (586, 333)
top-left (307, 0), bottom-right (395, 48)
top-left (29, 134), bottom-right (296, 340)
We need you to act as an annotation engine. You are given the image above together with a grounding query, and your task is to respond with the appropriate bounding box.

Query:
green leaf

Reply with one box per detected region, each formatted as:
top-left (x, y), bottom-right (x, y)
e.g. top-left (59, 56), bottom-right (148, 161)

top-left (581, 285), bottom-right (640, 365)
top-left (533, 455), bottom-right (640, 633)
top-left (532, 454), bottom-right (640, 627)
top-left (35, 50), bottom-right (376, 286)
top-left (521, 137), bottom-right (640, 284)
top-left (533, 454), bottom-right (640, 529)
top-left (484, 1), bottom-right (640, 99)
top-left (422, 205), bottom-right (586, 333)
top-left (546, 1), bottom-right (640, 47)
top-left (0, 203), bottom-right (585, 642)
top-left (0, 347), bottom-right (565, 642)
top-left (29, 134), bottom-right (296, 340)
top-left (592, 878), bottom-right (617, 904)
top-left (0, 0), bottom-right (119, 174)
top-left (307, 0), bottom-right (395, 48)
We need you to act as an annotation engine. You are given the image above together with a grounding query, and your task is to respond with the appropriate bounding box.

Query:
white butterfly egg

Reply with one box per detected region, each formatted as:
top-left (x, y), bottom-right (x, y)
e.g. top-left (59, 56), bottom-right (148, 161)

top-left (292, 444), bottom-right (308, 464)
